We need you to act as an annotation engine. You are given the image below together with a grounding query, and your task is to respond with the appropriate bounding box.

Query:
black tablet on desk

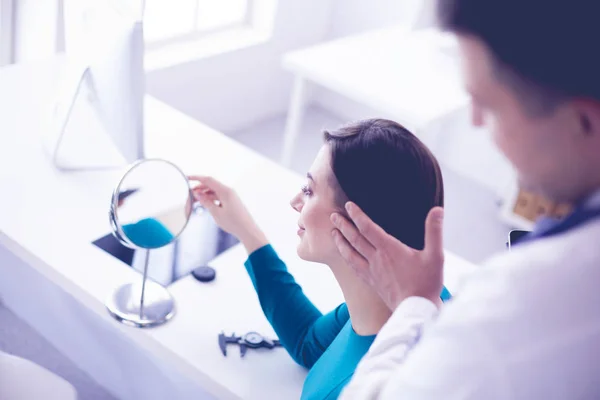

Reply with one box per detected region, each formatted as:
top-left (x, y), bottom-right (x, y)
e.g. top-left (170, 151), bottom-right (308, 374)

top-left (92, 212), bottom-right (239, 285)
top-left (93, 233), bottom-right (135, 266)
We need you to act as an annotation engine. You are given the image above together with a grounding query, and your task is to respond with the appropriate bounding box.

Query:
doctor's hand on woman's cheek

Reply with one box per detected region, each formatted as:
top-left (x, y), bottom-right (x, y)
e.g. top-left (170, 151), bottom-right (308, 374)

top-left (331, 202), bottom-right (445, 311)
top-left (188, 175), bottom-right (268, 253)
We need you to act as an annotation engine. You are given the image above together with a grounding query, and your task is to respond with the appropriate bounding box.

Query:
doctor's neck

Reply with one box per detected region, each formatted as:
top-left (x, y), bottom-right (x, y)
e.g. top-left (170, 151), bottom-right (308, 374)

top-left (545, 160), bottom-right (600, 206)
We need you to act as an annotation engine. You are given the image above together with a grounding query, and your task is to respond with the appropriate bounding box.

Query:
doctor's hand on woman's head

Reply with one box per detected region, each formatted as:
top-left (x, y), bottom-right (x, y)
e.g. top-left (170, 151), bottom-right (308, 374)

top-left (331, 202), bottom-right (445, 311)
top-left (188, 175), bottom-right (268, 253)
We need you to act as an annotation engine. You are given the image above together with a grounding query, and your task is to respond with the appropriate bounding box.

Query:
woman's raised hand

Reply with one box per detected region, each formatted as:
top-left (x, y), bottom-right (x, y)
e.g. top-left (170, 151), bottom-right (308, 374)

top-left (188, 175), bottom-right (268, 253)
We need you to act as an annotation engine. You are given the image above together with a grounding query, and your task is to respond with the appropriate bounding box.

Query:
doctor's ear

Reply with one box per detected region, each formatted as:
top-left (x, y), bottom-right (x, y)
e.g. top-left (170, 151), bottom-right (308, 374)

top-left (573, 99), bottom-right (600, 137)
top-left (579, 113), bottom-right (592, 136)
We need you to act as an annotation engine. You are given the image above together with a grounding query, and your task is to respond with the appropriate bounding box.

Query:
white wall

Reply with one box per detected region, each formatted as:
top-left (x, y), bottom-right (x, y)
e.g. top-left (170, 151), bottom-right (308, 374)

top-left (146, 0), bottom-right (512, 198)
top-left (313, 0), bottom-right (437, 123)
top-left (13, 0), bottom-right (60, 63)
top-left (328, 0), bottom-right (434, 38)
top-left (146, 0), bottom-right (336, 133)
top-left (145, 0), bottom-right (436, 134)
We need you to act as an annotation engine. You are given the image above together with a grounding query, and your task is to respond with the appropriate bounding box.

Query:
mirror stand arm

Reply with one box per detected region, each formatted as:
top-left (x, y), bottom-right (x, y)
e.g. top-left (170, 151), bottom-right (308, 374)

top-left (139, 248), bottom-right (151, 319)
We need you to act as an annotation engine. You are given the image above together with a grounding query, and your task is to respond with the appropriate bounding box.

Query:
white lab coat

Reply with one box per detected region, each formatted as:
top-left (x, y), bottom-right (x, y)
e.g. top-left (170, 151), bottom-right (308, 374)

top-left (341, 193), bottom-right (600, 400)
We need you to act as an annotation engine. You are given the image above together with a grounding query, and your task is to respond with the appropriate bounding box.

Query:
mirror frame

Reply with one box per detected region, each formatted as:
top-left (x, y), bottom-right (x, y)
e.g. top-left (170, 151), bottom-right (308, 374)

top-left (109, 158), bottom-right (194, 250)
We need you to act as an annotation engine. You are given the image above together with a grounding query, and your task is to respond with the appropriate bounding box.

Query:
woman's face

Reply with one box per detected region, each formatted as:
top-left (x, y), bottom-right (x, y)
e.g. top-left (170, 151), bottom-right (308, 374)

top-left (290, 145), bottom-right (343, 264)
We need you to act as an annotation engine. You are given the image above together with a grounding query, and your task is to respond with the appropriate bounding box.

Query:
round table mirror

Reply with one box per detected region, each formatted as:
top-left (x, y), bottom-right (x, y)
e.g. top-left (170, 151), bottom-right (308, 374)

top-left (105, 158), bottom-right (193, 328)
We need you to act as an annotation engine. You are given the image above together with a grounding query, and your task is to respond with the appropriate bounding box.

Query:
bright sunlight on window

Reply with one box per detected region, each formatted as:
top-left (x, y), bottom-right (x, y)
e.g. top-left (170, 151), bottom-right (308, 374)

top-left (144, 0), bottom-right (251, 48)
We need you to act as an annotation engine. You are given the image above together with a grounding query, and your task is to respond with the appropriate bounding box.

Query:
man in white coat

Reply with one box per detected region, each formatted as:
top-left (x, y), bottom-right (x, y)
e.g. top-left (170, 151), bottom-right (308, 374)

top-left (332, 0), bottom-right (600, 398)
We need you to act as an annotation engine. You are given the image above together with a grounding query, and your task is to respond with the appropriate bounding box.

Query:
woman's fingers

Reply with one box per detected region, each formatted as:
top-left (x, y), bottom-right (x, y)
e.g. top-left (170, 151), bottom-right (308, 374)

top-left (191, 185), bottom-right (214, 197)
top-left (189, 176), bottom-right (224, 205)
top-left (194, 190), bottom-right (221, 210)
top-left (189, 176), bottom-right (228, 212)
top-left (187, 175), bottom-right (228, 196)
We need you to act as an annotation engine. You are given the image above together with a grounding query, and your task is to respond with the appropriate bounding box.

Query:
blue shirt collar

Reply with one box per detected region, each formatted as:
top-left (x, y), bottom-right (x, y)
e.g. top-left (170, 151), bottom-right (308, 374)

top-left (581, 188), bottom-right (600, 210)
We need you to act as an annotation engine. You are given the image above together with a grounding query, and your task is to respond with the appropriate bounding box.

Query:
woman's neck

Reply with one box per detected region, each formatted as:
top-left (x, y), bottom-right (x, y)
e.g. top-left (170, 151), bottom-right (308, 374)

top-left (328, 260), bottom-right (392, 336)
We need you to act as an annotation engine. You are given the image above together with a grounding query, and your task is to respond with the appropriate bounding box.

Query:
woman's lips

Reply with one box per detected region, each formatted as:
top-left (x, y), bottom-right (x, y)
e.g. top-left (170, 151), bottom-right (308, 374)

top-left (297, 225), bottom-right (305, 236)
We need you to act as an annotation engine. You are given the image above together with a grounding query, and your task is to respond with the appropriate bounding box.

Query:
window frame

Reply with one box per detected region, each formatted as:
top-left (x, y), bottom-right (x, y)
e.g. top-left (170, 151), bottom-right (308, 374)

top-left (144, 0), bottom-right (254, 51)
top-left (0, 0), bottom-right (15, 66)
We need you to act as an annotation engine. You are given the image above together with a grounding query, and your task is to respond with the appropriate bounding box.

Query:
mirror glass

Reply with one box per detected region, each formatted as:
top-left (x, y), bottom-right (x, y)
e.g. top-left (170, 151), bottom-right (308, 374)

top-left (113, 159), bottom-right (192, 249)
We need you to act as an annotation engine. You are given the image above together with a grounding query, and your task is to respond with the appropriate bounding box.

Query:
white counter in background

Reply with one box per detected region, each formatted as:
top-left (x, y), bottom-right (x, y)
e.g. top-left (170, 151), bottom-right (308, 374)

top-left (0, 56), bottom-right (478, 400)
top-left (281, 26), bottom-right (515, 199)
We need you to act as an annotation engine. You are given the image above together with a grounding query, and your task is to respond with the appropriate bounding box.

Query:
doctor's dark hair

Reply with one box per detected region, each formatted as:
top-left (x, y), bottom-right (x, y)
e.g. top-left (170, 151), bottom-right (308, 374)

top-left (324, 119), bottom-right (444, 251)
top-left (437, 0), bottom-right (600, 115)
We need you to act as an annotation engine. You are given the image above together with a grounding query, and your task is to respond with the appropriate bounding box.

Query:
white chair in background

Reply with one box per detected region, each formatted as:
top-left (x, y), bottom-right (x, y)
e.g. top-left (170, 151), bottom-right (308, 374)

top-left (0, 351), bottom-right (77, 400)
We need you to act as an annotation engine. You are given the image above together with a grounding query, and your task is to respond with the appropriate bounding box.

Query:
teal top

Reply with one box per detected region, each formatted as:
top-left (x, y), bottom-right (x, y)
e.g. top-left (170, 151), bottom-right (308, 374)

top-left (122, 218), bottom-right (174, 248)
top-left (244, 245), bottom-right (451, 400)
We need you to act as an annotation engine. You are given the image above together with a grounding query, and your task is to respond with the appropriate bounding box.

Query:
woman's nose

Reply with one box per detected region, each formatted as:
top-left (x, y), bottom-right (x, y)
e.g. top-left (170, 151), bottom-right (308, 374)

top-left (290, 192), bottom-right (304, 213)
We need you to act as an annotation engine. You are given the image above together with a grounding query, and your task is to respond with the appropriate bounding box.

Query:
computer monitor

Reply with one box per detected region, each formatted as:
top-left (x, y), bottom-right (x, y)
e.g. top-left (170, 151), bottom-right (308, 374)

top-left (43, 0), bottom-right (144, 170)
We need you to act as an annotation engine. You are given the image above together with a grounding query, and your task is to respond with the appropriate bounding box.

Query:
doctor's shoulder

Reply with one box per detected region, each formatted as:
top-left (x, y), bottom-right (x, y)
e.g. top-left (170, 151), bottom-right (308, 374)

top-left (432, 220), bottom-right (600, 371)
top-left (443, 220), bottom-right (600, 399)
top-left (481, 219), bottom-right (600, 302)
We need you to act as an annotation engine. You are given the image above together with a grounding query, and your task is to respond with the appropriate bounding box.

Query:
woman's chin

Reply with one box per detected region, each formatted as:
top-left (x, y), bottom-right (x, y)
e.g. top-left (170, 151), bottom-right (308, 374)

top-left (296, 242), bottom-right (309, 261)
top-left (296, 241), bottom-right (317, 262)
top-left (297, 246), bottom-right (327, 265)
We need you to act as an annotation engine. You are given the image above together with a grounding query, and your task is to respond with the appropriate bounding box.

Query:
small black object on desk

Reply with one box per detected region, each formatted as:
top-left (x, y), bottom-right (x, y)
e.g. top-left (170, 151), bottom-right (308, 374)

top-left (191, 266), bottom-right (216, 282)
top-left (219, 332), bottom-right (282, 357)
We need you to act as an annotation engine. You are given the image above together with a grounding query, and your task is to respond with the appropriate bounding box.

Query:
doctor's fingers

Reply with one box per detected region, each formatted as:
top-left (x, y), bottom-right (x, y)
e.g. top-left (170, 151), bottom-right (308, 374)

top-left (423, 207), bottom-right (445, 268)
top-left (330, 212), bottom-right (376, 261)
top-left (332, 228), bottom-right (370, 271)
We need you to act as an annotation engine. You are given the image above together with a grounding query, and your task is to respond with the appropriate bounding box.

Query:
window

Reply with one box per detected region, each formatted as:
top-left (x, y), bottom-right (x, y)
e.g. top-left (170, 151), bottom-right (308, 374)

top-left (0, 0), bottom-right (15, 66)
top-left (143, 0), bottom-right (252, 49)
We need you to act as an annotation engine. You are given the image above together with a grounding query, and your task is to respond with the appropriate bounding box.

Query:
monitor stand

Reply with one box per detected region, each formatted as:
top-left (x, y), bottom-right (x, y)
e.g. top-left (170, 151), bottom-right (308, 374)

top-left (42, 63), bottom-right (129, 171)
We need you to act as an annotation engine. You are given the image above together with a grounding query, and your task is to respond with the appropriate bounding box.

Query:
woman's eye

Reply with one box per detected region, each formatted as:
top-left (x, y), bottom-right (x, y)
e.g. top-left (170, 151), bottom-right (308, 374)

top-left (301, 184), bottom-right (312, 197)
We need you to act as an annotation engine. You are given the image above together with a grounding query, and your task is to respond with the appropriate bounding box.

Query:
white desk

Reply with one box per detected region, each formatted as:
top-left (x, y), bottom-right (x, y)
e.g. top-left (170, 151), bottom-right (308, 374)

top-left (280, 27), bottom-right (469, 167)
top-left (0, 56), bottom-right (477, 400)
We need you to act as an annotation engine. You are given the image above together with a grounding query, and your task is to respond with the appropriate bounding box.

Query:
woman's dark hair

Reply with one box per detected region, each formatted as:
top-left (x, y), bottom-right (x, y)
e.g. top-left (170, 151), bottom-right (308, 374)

top-left (324, 119), bottom-right (443, 251)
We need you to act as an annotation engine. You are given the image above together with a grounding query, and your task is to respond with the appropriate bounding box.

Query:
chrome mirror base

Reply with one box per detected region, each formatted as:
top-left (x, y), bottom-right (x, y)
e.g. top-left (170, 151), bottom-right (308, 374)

top-left (105, 281), bottom-right (175, 328)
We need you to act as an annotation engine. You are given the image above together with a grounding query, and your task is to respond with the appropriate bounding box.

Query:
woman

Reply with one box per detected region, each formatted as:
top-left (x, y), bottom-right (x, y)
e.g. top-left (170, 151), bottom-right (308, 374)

top-left (190, 119), bottom-right (450, 400)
